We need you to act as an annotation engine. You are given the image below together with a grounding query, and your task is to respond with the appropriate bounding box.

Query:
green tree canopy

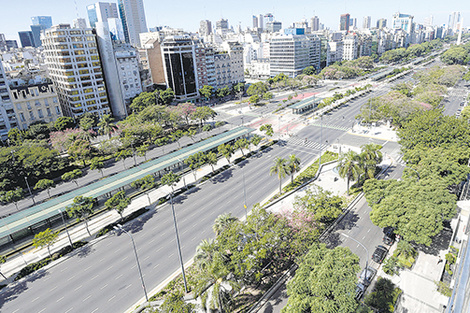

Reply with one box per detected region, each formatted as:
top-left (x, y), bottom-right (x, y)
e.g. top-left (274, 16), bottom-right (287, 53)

top-left (282, 243), bottom-right (360, 313)
top-left (32, 228), bottom-right (59, 258)
top-left (66, 196), bottom-right (95, 236)
top-left (34, 179), bottom-right (55, 198)
top-left (54, 117), bottom-right (75, 131)
top-left (105, 190), bottom-right (131, 220)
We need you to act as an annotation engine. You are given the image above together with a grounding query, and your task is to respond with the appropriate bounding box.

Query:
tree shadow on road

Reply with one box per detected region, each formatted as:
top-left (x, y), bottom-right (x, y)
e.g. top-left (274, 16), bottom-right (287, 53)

top-left (324, 232), bottom-right (342, 249)
top-left (74, 243), bottom-right (95, 258)
top-left (210, 168), bottom-right (233, 184)
top-left (334, 212), bottom-right (360, 231)
top-left (0, 268), bottom-right (48, 309)
top-left (172, 186), bottom-right (201, 206)
top-left (127, 209), bottom-right (158, 234)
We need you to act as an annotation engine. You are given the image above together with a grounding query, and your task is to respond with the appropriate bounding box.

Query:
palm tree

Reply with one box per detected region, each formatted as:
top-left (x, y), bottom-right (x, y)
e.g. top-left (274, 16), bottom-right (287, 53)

top-left (213, 213), bottom-right (238, 236)
top-left (194, 238), bottom-right (218, 270)
top-left (270, 157), bottom-right (289, 194)
top-left (98, 114), bottom-right (117, 139)
top-left (206, 152), bottom-right (218, 173)
top-left (360, 143), bottom-right (383, 179)
top-left (287, 154), bottom-right (301, 183)
top-left (336, 151), bottom-right (362, 196)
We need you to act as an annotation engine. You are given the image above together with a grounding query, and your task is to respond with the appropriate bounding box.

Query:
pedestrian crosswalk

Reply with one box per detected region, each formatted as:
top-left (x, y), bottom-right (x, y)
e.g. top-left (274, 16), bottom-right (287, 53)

top-left (287, 137), bottom-right (328, 151)
top-left (309, 122), bottom-right (350, 131)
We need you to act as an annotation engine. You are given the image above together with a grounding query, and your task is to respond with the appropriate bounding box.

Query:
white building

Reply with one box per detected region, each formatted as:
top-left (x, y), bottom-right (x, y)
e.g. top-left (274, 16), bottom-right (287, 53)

top-left (42, 24), bottom-right (111, 119)
top-left (73, 18), bottom-right (87, 29)
top-left (9, 82), bottom-right (62, 130)
top-left (363, 16), bottom-right (371, 29)
top-left (87, 2), bottom-right (119, 28)
top-left (118, 0), bottom-right (148, 47)
top-left (0, 62), bottom-right (18, 140)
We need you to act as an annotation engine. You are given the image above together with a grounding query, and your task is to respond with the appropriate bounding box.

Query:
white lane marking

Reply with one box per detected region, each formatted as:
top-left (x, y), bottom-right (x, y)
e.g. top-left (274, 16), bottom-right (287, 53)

top-left (74, 285), bottom-right (82, 291)
top-left (91, 308), bottom-right (99, 313)
top-left (125, 284), bottom-right (132, 289)
top-left (50, 286), bottom-right (57, 292)
top-left (168, 253), bottom-right (174, 258)
top-left (115, 274), bottom-right (123, 280)
top-left (106, 265), bottom-right (113, 271)
top-left (122, 256), bottom-right (129, 261)
top-left (144, 256), bottom-right (150, 260)
top-left (32, 296), bottom-right (40, 302)
top-left (91, 274), bottom-right (99, 280)
top-left (84, 266), bottom-right (92, 271)
top-left (38, 308), bottom-right (46, 313)
top-left (64, 308), bottom-right (73, 313)
top-left (100, 284), bottom-right (108, 290)
top-left (83, 295), bottom-right (92, 302)
top-left (56, 296), bottom-right (64, 302)
top-left (153, 264), bottom-right (160, 270)
top-left (67, 275), bottom-right (75, 281)
top-left (367, 229), bottom-right (371, 233)
top-left (108, 295), bottom-right (116, 302)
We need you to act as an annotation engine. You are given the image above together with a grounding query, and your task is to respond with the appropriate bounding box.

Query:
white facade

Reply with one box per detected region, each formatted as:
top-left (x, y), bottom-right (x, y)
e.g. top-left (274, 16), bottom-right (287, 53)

top-left (10, 83), bottom-right (62, 130)
top-left (327, 41), bottom-right (343, 65)
top-left (118, 0), bottom-right (148, 47)
top-left (42, 24), bottom-right (111, 119)
top-left (0, 62), bottom-right (18, 140)
top-left (246, 59), bottom-right (270, 79)
top-left (363, 16), bottom-right (371, 29)
top-left (115, 45), bottom-right (142, 107)
top-left (87, 2), bottom-right (119, 28)
top-left (73, 18), bottom-right (87, 29)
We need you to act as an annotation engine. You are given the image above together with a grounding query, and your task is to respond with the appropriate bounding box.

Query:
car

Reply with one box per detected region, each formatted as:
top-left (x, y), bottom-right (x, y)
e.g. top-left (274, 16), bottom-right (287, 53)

top-left (383, 227), bottom-right (396, 245)
top-left (372, 245), bottom-right (388, 263)
top-left (359, 266), bottom-right (377, 286)
top-left (355, 282), bottom-right (366, 300)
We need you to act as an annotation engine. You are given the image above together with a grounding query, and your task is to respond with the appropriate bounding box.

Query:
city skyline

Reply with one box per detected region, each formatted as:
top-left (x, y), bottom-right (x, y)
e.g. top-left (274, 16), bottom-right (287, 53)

top-left (0, 0), bottom-right (467, 43)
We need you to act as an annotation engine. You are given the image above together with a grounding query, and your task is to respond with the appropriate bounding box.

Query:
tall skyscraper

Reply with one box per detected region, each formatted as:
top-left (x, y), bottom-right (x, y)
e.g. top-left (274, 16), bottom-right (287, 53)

top-left (73, 18), bottom-right (88, 29)
top-left (31, 16), bottom-right (52, 29)
top-left (30, 24), bottom-right (46, 47)
top-left (258, 14), bottom-right (264, 29)
top-left (216, 19), bottom-right (229, 30)
top-left (377, 18), bottom-right (387, 29)
top-left (18, 31), bottom-right (34, 47)
top-left (393, 13), bottom-right (414, 34)
top-left (87, 2), bottom-right (119, 28)
top-left (363, 16), bottom-right (371, 29)
top-left (161, 36), bottom-right (198, 101)
top-left (118, 0), bottom-right (148, 47)
top-left (350, 18), bottom-right (357, 29)
top-left (310, 16), bottom-right (320, 32)
top-left (253, 15), bottom-right (259, 28)
top-left (199, 20), bottom-right (212, 36)
top-left (340, 14), bottom-right (350, 32)
top-left (449, 12), bottom-right (461, 31)
top-left (42, 24), bottom-right (111, 118)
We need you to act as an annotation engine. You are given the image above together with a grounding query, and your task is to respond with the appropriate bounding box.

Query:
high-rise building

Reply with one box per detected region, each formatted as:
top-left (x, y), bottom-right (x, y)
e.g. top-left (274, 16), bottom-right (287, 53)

top-left (199, 20), bottom-right (212, 36)
top-left (258, 14), bottom-right (264, 30)
top-left (73, 18), bottom-right (88, 29)
top-left (216, 19), bottom-right (229, 30)
top-left (310, 16), bottom-right (320, 32)
top-left (31, 16), bottom-right (52, 29)
top-left (350, 18), bottom-right (357, 29)
top-left (264, 13), bottom-right (274, 23)
top-left (42, 24), bottom-right (111, 118)
top-left (161, 36), bottom-right (198, 101)
top-left (340, 14), bottom-right (350, 32)
top-left (30, 24), bottom-right (46, 47)
top-left (0, 62), bottom-right (18, 141)
top-left (18, 31), bottom-right (34, 48)
top-left (342, 34), bottom-right (357, 60)
top-left (363, 16), bottom-right (371, 29)
top-left (108, 18), bottom-right (125, 41)
top-left (266, 21), bottom-right (282, 33)
top-left (253, 15), bottom-right (259, 29)
top-left (393, 13), bottom-right (414, 34)
top-left (87, 2), bottom-right (119, 28)
top-left (376, 18), bottom-right (387, 29)
top-left (118, 0), bottom-right (148, 47)
top-left (449, 12), bottom-right (461, 31)
top-left (270, 34), bottom-right (320, 77)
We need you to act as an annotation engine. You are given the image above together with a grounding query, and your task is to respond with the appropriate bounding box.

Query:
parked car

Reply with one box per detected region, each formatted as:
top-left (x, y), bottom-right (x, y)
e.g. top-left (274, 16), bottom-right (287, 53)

top-left (359, 266), bottom-right (377, 286)
top-left (372, 245), bottom-right (388, 263)
top-left (383, 227), bottom-right (396, 245)
top-left (355, 282), bottom-right (366, 300)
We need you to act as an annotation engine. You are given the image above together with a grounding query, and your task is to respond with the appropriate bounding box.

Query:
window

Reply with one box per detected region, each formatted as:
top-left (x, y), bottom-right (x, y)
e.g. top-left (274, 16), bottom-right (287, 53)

top-left (47, 108), bottom-right (52, 116)
top-left (26, 101), bottom-right (32, 110)
top-left (29, 111), bottom-right (35, 120)
top-left (19, 113), bottom-right (25, 122)
top-left (55, 106), bottom-right (61, 114)
top-left (16, 103), bottom-right (22, 110)
top-left (53, 97), bottom-right (58, 103)
top-left (38, 109), bottom-right (44, 118)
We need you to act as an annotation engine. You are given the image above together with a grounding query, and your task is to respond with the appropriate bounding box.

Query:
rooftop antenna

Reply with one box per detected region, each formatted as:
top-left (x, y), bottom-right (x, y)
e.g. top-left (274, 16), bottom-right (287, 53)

top-left (74, 0), bottom-right (79, 18)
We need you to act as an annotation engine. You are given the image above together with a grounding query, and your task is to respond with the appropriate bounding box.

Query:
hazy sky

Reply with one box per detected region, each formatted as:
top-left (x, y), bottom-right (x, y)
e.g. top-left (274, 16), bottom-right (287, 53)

top-left (1, 0), bottom-right (468, 43)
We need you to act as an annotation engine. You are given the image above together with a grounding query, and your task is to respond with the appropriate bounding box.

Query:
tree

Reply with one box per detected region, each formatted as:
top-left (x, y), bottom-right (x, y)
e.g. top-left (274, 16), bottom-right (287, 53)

top-left (302, 66), bottom-right (316, 75)
top-left (364, 277), bottom-right (400, 313)
top-left (0, 255), bottom-right (6, 279)
top-left (131, 174), bottom-right (155, 205)
top-left (336, 151), bottom-right (362, 195)
top-left (270, 157), bottom-right (289, 194)
top-left (90, 157), bottom-right (106, 177)
top-left (54, 117), bottom-right (75, 131)
top-left (193, 106), bottom-right (217, 127)
top-left (282, 243), bottom-right (359, 313)
top-left (34, 179), bottom-right (55, 198)
top-left (61, 169), bottom-right (83, 186)
top-left (98, 114), bottom-right (117, 139)
top-left (136, 143), bottom-right (150, 161)
top-left (79, 112), bottom-right (97, 132)
top-left (199, 85), bottom-right (214, 100)
top-left (250, 134), bottom-right (262, 151)
top-left (213, 213), bottom-right (238, 236)
top-left (246, 81), bottom-right (268, 98)
top-left (234, 138), bottom-right (248, 156)
top-left (360, 143), bottom-right (383, 179)
top-left (218, 144), bottom-right (234, 164)
top-left (194, 238), bottom-right (218, 270)
top-left (157, 88), bottom-right (175, 105)
top-left (206, 152), bottom-right (218, 173)
top-left (259, 124), bottom-right (274, 137)
top-left (154, 137), bottom-right (169, 153)
top-left (114, 149), bottom-right (133, 169)
top-left (156, 291), bottom-right (195, 313)
top-left (2, 188), bottom-right (24, 211)
top-left (441, 46), bottom-right (469, 65)
top-left (105, 191), bottom-right (131, 221)
top-left (8, 128), bottom-right (23, 146)
top-left (66, 196), bottom-right (95, 236)
top-left (185, 152), bottom-right (206, 180)
top-left (287, 154), bottom-right (301, 183)
top-left (32, 228), bottom-right (59, 258)
top-left (68, 139), bottom-right (93, 166)
top-left (364, 178), bottom-right (456, 246)
top-left (249, 94), bottom-right (260, 105)
top-left (262, 92), bottom-right (274, 102)
top-left (160, 172), bottom-right (180, 192)
top-left (294, 186), bottom-right (344, 224)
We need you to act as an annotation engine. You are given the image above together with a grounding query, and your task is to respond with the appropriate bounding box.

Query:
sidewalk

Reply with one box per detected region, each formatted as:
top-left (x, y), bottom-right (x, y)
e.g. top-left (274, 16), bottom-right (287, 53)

top-left (0, 145), bottom-right (251, 284)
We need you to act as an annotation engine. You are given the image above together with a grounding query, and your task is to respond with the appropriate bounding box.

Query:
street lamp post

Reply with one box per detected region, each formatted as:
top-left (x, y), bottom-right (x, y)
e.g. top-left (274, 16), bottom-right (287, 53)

top-left (58, 209), bottom-right (73, 247)
top-left (169, 192), bottom-right (188, 293)
top-left (114, 224), bottom-right (149, 302)
top-left (24, 176), bottom-right (35, 204)
top-left (319, 114), bottom-right (323, 166)
top-left (242, 162), bottom-right (247, 219)
top-left (339, 232), bottom-right (369, 284)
